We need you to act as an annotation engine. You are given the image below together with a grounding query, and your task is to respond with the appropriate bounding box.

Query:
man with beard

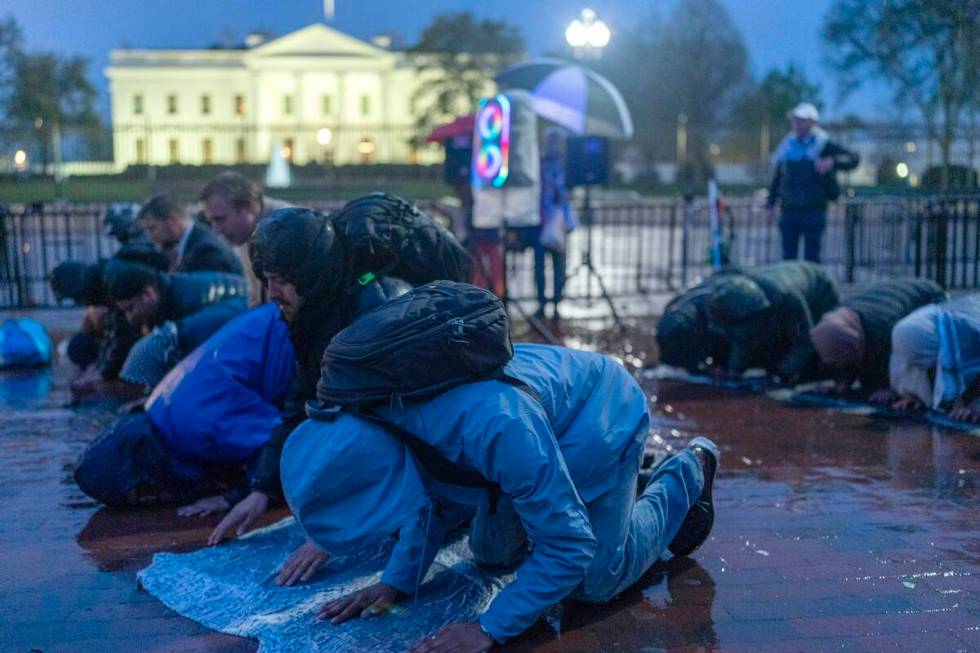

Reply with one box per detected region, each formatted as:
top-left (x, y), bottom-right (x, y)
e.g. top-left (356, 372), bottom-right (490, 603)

top-left (196, 196), bottom-right (470, 585)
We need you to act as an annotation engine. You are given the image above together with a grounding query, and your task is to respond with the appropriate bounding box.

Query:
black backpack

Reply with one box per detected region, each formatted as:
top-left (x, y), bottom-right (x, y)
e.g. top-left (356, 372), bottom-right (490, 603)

top-left (332, 193), bottom-right (472, 288)
top-left (307, 280), bottom-right (538, 506)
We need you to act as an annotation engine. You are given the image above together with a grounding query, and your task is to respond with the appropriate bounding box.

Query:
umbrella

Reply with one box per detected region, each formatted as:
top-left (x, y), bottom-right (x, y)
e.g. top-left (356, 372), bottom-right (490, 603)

top-left (425, 114), bottom-right (475, 143)
top-left (495, 58), bottom-right (634, 138)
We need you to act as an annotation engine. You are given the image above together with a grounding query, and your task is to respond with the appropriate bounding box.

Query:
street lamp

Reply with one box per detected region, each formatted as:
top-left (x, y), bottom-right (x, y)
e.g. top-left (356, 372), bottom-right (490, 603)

top-left (566, 9), bottom-right (610, 58)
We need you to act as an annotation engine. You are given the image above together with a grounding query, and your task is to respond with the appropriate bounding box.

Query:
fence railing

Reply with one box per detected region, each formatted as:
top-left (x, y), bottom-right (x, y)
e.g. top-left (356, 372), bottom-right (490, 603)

top-left (2, 194), bottom-right (979, 310)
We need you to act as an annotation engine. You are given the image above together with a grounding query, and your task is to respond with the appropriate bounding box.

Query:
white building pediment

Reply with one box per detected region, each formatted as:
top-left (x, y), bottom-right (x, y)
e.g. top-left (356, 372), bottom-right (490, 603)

top-left (245, 23), bottom-right (394, 62)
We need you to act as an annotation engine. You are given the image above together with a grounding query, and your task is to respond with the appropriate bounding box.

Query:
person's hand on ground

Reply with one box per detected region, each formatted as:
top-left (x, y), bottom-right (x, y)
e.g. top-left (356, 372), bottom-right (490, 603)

top-left (948, 402), bottom-right (980, 423)
top-left (70, 365), bottom-right (104, 394)
top-left (409, 622), bottom-right (493, 653)
top-left (868, 389), bottom-right (898, 405)
top-left (891, 394), bottom-right (925, 413)
top-left (207, 490), bottom-right (269, 545)
top-left (815, 156), bottom-right (835, 174)
top-left (177, 494), bottom-right (231, 517)
top-left (277, 538), bottom-right (330, 586)
top-left (317, 582), bottom-right (399, 623)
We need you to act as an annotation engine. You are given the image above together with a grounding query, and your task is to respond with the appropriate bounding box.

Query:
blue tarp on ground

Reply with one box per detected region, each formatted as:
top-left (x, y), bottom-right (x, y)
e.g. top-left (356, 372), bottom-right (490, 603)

top-left (138, 518), bottom-right (508, 653)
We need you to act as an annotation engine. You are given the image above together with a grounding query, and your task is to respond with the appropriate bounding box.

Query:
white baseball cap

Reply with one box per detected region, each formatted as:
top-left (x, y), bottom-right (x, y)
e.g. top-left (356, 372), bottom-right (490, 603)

top-left (790, 103), bottom-right (820, 122)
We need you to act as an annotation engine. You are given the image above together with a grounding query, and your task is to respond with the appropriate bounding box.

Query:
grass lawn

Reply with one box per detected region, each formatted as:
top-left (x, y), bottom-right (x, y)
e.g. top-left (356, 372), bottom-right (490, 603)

top-left (0, 177), bottom-right (455, 203)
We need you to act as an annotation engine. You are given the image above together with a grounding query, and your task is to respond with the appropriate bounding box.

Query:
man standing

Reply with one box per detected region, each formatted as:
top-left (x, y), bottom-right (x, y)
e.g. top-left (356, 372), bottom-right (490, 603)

top-left (767, 103), bottom-right (859, 263)
top-left (199, 172), bottom-right (291, 305)
top-left (138, 195), bottom-right (242, 274)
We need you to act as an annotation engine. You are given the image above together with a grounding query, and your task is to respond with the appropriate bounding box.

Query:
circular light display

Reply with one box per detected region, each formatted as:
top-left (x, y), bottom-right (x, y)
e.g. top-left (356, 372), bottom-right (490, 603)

top-left (475, 144), bottom-right (503, 180)
top-left (477, 104), bottom-right (503, 141)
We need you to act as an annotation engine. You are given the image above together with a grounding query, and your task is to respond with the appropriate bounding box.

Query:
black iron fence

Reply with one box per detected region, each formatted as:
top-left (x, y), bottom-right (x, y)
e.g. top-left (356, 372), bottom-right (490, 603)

top-left (2, 194), bottom-right (979, 310)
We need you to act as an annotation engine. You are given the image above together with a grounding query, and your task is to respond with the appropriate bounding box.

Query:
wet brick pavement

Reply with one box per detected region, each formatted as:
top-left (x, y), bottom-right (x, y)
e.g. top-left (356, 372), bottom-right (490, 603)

top-left (1, 346), bottom-right (979, 652)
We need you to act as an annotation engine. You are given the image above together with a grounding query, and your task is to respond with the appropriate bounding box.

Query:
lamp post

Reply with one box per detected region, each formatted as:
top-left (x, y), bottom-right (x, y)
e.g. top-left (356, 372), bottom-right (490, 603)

top-left (565, 9), bottom-right (610, 59)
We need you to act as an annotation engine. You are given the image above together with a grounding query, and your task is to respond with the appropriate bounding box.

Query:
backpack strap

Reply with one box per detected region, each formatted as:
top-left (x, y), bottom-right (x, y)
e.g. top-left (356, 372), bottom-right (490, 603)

top-left (310, 367), bottom-right (546, 515)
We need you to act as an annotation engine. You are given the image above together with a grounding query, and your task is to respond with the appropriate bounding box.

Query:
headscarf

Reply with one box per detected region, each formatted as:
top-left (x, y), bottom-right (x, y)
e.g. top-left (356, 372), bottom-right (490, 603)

top-left (889, 305), bottom-right (941, 406)
top-left (810, 307), bottom-right (865, 369)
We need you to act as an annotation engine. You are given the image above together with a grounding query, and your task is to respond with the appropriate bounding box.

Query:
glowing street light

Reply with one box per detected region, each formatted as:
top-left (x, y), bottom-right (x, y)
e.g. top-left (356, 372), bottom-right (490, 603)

top-left (566, 9), bottom-right (610, 58)
top-left (896, 162), bottom-right (909, 179)
top-left (13, 149), bottom-right (28, 171)
top-left (316, 127), bottom-right (333, 146)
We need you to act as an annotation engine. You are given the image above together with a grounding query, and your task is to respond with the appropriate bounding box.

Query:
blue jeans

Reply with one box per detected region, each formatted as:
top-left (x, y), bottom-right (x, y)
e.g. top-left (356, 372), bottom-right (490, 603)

top-left (468, 444), bottom-right (704, 602)
top-left (780, 208), bottom-right (826, 262)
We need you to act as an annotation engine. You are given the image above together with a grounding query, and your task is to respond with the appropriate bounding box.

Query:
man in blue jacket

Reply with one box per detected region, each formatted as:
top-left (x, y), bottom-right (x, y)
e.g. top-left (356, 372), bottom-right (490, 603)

top-left (281, 343), bottom-right (720, 651)
top-left (74, 303), bottom-right (294, 507)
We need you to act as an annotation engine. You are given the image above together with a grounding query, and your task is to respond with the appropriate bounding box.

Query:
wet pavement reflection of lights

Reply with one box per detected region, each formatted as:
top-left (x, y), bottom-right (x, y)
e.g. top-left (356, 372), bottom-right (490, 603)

top-left (1, 326), bottom-right (979, 651)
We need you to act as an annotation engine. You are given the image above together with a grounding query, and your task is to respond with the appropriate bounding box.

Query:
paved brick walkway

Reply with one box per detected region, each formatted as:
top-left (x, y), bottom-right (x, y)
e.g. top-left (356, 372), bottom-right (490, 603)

top-left (1, 360), bottom-right (978, 652)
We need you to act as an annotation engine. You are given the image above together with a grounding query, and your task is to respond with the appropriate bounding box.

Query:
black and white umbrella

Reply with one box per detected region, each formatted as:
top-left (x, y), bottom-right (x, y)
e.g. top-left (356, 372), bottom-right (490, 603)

top-left (495, 58), bottom-right (634, 138)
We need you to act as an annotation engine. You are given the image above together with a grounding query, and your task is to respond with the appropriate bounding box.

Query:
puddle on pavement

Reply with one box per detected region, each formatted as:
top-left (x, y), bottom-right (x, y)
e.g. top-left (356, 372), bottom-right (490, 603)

top-left (2, 350), bottom-right (979, 651)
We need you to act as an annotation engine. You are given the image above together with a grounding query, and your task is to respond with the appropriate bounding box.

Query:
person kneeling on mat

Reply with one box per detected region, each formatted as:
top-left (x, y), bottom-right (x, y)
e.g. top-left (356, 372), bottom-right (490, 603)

top-left (889, 293), bottom-right (980, 422)
top-left (73, 303), bottom-right (294, 507)
top-left (281, 281), bottom-right (721, 651)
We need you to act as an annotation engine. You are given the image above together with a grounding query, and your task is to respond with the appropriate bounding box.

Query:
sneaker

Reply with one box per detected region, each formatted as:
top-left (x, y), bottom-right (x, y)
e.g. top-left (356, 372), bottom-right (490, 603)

top-left (668, 436), bottom-right (721, 557)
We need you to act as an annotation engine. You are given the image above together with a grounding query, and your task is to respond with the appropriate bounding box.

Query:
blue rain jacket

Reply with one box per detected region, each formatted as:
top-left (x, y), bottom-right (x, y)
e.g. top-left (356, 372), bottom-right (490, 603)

top-left (282, 343), bottom-right (650, 642)
top-left (147, 303), bottom-right (294, 475)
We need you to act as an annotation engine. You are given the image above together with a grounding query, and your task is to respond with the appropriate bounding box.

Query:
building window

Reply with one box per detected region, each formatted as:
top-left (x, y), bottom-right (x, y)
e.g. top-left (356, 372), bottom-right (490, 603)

top-left (321, 95), bottom-right (333, 115)
top-left (201, 95), bottom-right (211, 115)
top-left (236, 137), bottom-right (246, 163)
top-left (283, 95), bottom-right (293, 116)
top-left (360, 94), bottom-right (371, 117)
top-left (133, 94), bottom-right (143, 116)
top-left (234, 95), bottom-right (245, 116)
top-left (358, 137), bottom-right (375, 163)
top-left (167, 94), bottom-right (178, 115)
top-left (202, 138), bottom-right (213, 164)
top-left (135, 138), bottom-right (146, 163)
top-left (169, 138), bottom-right (179, 163)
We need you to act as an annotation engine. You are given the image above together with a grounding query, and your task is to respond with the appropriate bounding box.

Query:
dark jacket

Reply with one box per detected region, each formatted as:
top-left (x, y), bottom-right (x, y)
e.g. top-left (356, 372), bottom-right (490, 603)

top-left (656, 271), bottom-right (738, 371)
top-left (156, 272), bottom-right (248, 353)
top-left (768, 137), bottom-right (859, 211)
top-left (176, 223), bottom-right (243, 275)
top-left (712, 261), bottom-right (839, 379)
top-left (249, 276), bottom-right (413, 496)
top-left (843, 278), bottom-right (947, 392)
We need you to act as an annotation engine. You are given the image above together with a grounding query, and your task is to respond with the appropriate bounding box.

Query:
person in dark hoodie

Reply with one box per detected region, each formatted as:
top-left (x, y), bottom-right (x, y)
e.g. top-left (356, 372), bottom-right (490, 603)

top-left (138, 194), bottom-right (242, 274)
top-left (656, 271), bottom-right (740, 373)
top-left (196, 196), bottom-right (471, 586)
top-left (809, 278), bottom-right (947, 398)
top-left (103, 261), bottom-right (247, 390)
top-left (707, 261), bottom-right (839, 383)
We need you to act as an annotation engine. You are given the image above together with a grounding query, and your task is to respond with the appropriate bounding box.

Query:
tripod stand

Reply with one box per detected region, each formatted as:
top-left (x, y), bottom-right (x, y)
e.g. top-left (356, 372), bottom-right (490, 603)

top-left (564, 186), bottom-right (624, 329)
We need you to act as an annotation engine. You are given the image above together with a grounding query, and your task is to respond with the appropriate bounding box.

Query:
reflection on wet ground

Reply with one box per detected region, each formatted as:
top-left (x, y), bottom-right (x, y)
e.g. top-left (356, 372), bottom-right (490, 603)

top-left (2, 351), bottom-right (979, 651)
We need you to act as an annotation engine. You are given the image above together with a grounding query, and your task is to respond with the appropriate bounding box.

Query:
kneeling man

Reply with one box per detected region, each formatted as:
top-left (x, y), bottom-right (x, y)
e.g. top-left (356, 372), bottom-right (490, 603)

top-left (282, 332), bottom-right (720, 650)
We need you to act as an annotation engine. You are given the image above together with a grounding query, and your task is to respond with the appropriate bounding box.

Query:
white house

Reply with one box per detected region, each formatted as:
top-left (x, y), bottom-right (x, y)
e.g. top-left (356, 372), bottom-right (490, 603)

top-left (105, 23), bottom-right (455, 168)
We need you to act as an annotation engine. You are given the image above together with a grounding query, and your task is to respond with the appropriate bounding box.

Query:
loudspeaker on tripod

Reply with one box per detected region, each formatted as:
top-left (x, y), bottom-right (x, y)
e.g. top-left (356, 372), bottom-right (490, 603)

top-left (565, 136), bottom-right (610, 187)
